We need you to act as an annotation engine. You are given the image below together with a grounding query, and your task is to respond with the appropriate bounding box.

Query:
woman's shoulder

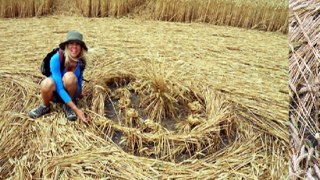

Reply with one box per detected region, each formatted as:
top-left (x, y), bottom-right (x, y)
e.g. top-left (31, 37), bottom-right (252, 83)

top-left (50, 51), bottom-right (61, 63)
top-left (51, 52), bottom-right (60, 60)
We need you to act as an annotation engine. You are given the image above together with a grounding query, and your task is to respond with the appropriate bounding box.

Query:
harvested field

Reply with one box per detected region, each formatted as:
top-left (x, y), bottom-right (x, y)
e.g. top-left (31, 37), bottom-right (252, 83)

top-left (0, 15), bottom-right (288, 178)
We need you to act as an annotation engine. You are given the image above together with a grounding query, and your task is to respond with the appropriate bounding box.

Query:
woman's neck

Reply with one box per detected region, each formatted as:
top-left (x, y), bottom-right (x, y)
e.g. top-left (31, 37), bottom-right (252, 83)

top-left (69, 56), bottom-right (78, 62)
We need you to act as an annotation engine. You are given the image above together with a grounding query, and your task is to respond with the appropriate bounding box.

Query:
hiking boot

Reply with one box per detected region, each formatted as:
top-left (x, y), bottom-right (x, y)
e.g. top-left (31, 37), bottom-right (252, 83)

top-left (63, 104), bottom-right (77, 121)
top-left (29, 104), bottom-right (50, 119)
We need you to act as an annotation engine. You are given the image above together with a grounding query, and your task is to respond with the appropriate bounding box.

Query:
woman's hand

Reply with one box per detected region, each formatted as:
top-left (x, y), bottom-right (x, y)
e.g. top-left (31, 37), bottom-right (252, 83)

top-left (74, 108), bottom-right (90, 124)
top-left (67, 101), bottom-right (90, 124)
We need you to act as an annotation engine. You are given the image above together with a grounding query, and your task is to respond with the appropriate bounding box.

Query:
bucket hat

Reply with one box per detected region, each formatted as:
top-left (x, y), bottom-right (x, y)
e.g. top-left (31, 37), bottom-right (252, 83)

top-left (59, 31), bottom-right (88, 51)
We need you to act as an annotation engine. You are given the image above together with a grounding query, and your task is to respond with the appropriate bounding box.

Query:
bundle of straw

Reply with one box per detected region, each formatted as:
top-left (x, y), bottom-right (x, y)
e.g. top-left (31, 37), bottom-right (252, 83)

top-left (289, 0), bottom-right (320, 178)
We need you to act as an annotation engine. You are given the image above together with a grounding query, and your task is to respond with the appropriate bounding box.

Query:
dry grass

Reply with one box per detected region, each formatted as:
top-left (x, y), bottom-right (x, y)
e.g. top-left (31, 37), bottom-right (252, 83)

top-left (289, 0), bottom-right (320, 179)
top-left (0, 0), bottom-right (53, 17)
top-left (0, 16), bottom-right (288, 178)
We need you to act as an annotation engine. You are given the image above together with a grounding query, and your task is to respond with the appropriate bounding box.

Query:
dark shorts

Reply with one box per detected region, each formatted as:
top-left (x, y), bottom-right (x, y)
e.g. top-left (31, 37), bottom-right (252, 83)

top-left (52, 86), bottom-right (81, 103)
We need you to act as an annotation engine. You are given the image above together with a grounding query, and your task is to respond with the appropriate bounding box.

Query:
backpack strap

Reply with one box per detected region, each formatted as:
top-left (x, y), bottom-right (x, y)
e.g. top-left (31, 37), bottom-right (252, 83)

top-left (78, 58), bottom-right (88, 82)
top-left (58, 49), bottom-right (65, 72)
top-left (79, 58), bottom-right (86, 72)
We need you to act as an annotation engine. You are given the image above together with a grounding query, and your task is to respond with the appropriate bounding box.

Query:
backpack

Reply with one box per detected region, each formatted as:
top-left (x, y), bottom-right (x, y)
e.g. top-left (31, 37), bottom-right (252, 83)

top-left (40, 48), bottom-right (85, 77)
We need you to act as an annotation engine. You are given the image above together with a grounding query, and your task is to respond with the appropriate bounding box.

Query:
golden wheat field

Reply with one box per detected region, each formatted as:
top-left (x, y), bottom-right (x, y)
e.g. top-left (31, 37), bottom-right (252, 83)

top-left (0, 0), bottom-right (288, 32)
top-left (0, 1), bottom-right (288, 179)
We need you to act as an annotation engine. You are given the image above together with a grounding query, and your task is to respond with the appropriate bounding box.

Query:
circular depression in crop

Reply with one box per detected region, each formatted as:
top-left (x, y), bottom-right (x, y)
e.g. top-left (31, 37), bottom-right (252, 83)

top-left (91, 73), bottom-right (237, 162)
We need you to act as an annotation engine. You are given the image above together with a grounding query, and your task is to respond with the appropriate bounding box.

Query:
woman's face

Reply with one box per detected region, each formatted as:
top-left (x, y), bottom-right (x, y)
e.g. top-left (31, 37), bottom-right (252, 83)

top-left (67, 41), bottom-right (81, 58)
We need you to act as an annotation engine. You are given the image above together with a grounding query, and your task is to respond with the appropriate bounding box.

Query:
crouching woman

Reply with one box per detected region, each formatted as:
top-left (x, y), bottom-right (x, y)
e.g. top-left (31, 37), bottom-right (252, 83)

top-left (29, 30), bottom-right (90, 124)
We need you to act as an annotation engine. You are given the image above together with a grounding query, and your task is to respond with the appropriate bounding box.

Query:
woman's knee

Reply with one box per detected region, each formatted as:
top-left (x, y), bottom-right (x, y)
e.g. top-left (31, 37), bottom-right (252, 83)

top-left (40, 78), bottom-right (55, 92)
top-left (63, 72), bottom-right (78, 86)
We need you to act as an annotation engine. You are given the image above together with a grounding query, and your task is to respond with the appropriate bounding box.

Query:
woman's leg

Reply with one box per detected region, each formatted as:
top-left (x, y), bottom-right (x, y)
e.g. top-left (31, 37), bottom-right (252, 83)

top-left (40, 78), bottom-right (56, 106)
top-left (62, 72), bottom-right (78, 99)
top-left (62, 72), bottom-right (78, 121)
top-left (29, 78), bottom-right (55, 118)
